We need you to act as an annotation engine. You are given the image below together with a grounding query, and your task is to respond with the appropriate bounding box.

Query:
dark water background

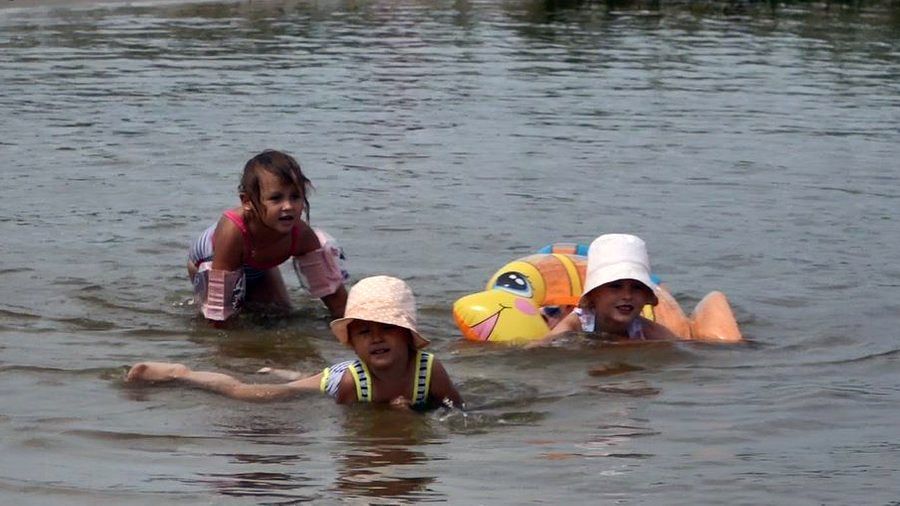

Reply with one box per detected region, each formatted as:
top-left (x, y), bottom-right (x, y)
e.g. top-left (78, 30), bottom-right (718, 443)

top-left (1, 0), bottom-right (898, 503)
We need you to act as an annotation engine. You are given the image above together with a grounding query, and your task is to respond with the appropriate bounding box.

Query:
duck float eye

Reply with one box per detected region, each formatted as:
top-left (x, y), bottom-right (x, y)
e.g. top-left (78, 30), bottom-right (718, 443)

top-left (493, 272), bottom-right (533, 298)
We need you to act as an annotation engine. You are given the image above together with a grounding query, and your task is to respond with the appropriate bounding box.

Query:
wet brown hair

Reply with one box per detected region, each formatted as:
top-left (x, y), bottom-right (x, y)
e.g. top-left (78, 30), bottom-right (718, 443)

top-left (239, 149), bottom-right (312, 221)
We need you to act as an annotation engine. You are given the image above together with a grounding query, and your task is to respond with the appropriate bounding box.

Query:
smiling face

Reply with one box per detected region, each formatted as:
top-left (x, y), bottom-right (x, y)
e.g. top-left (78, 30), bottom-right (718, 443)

top-left (583, 279), bottom-right (654, 335)
top-left (244, 170), bottom-right (305, 234)
top-left (347, 320), bottom-right (412, 371)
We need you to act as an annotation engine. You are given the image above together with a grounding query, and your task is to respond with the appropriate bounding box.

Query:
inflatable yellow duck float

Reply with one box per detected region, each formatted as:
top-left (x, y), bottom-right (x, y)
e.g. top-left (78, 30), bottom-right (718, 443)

top-left (452, 243), bottom-right (742, 345)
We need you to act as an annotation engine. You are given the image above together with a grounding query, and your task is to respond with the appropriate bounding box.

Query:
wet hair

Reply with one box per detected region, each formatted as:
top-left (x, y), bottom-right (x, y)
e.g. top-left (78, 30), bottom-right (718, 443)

top-left (239, 149), bottom-right (312, 221)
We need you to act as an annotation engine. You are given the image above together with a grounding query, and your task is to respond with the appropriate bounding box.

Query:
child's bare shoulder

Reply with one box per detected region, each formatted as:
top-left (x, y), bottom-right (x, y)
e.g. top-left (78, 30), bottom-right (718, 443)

top-left (213, 211), bottom-right (244, 243)
top-left (334, 367), bottom-right (358, 404)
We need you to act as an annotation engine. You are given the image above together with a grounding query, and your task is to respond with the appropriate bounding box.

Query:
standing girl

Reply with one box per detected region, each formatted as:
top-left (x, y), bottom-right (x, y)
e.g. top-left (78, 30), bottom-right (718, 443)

top-left (188, 149), bottom-right (348, 324)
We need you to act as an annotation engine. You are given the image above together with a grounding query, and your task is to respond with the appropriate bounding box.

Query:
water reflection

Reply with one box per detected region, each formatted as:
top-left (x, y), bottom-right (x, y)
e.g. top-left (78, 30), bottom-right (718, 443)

top-left (175, 413), bottom-right (320, 501)
top-left (187, 470), bottom-right (318, 502)
top-left (333, 406), bottom-right (443, 502)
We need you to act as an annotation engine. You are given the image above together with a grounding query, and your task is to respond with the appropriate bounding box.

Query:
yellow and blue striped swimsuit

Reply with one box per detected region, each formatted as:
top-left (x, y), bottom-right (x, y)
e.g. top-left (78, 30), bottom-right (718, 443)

top-left (320, 351), bottom-right (434, 408)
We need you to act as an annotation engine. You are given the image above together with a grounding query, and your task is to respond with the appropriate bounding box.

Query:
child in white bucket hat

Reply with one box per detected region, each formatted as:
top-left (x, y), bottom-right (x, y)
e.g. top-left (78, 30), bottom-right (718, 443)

top-left (127, 276), bottom-right (463, 410)
top-left (534, 234), bottom-right (677, 343)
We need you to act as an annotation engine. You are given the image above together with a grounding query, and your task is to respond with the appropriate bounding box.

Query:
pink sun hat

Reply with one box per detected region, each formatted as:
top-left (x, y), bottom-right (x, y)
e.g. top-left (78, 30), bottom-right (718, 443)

top-left (581, 234), bottom-right (658, 305)
top-left (329, 275), bottom-right (430, 349)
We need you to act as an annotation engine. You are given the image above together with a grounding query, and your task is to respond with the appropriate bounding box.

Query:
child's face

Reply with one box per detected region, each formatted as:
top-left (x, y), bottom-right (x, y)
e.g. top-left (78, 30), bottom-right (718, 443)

top-left (250, 170), bottom-right (305, 233)
top-left (583, 279), bottom-right (653, 333)
top-left (347, 320), bottom-right (412, 371)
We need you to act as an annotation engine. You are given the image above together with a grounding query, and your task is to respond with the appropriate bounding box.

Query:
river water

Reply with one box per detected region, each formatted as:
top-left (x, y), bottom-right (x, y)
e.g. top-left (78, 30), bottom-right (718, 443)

top-left (1, 0), bottom-right (898, 503)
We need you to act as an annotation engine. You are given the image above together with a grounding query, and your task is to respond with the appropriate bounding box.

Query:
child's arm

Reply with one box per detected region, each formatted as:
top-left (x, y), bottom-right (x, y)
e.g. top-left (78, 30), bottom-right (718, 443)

top-left (292, 222), bottom-right (348, 318)
top-left (210, 215), bottom-right (245, 271)
top-left (428, 359), bottom-right (464, 407)
top-left (524, 311), bottom-right (580, 348)
top-left (195, 214), bottom-right (247, 326)
top-left (321, 285), bottom-right (348, 319)
top-left (126, 362), bottom-right (322, 402)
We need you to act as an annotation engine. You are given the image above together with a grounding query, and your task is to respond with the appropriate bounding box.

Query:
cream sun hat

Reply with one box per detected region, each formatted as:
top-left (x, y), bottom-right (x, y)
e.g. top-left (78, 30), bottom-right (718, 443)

top-left (581, 234), bottom-right (658, 305)
top-left (329, 275), bottom-right (429, 349)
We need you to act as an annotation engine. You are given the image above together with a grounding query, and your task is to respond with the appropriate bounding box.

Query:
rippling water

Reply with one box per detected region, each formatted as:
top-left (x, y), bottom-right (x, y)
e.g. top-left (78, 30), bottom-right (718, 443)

top-left (1, 0), bottom-right (898, 503)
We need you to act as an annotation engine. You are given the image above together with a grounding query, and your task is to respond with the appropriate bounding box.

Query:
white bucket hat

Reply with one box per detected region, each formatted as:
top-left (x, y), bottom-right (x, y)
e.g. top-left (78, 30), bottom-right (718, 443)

top-left (330, 275), bottom-right (429, 349)
top-left (581, 234), bottom-right (658, 305)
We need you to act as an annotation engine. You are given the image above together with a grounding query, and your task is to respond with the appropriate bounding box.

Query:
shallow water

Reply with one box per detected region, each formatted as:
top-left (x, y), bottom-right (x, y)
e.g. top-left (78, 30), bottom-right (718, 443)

top-left (1, 0), bottom-right (899, 503)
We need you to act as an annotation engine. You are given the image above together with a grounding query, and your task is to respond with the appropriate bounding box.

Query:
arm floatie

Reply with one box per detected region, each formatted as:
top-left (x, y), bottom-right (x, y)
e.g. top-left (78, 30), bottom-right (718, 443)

top-left (292, 228), bottom-right (349, 298)
top-left (192, 262), bottom-right (245, 321)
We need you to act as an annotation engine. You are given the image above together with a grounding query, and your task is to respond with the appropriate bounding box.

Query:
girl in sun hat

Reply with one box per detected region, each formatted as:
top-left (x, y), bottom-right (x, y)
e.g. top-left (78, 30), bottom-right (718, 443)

top-left (329, 275), bottom-right (430, 350)
top-left (533, 234), bottom-right (678, 343)
top-left (320, 275), bottom-right (462, 408)
top-left (126, 276), bottom-right (463, 410)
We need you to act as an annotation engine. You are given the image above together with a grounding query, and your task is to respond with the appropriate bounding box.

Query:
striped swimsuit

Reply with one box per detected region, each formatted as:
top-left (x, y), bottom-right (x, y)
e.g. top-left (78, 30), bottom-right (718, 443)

top-left (320, 351), bottom-right (435, 409)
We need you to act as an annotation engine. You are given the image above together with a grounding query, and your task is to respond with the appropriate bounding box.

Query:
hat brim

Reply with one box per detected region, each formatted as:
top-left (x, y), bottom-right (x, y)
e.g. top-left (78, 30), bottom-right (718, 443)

top-left (329, 317), bottom-right (430, 349)
top-left (581, 263), bottom-right (658, 306)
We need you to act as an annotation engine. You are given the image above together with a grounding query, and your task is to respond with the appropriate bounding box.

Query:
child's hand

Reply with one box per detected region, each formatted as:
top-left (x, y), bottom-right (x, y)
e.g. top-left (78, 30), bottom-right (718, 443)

top-left (126, 362), bottom-right (189, 383)
top-left (389, 396), bottom-right (412, 410)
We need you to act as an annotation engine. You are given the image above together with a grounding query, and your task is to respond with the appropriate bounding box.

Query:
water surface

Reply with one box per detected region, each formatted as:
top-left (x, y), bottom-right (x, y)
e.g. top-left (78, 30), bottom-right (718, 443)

top-left (1, 0), bottom-right (899, 503)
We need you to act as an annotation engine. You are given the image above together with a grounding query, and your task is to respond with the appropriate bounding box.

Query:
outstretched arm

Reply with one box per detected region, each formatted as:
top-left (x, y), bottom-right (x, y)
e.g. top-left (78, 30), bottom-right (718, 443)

top-left (126, 362), bottom-right (322, 402)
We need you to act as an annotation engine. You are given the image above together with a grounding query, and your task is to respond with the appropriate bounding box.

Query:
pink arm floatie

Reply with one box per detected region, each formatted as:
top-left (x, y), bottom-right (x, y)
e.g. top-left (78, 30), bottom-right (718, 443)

top-left (196, 265), bottom-right (245, 321)
top-left (292, 228), bottom-right (348, 298)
